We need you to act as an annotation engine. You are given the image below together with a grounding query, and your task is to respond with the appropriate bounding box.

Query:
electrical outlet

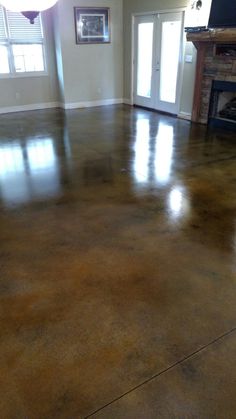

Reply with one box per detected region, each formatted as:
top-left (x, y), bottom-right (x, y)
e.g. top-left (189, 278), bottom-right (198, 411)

top-left (185, 55), bottom-right (193, 63)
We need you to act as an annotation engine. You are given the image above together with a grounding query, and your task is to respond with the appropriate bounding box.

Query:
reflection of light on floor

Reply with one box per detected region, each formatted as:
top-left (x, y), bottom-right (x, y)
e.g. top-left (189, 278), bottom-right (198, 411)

top-left (0, 143), bottom-right (29, 204)
top-left (27, 139), bottom-right (56, 170)
top-left (0, 143), bottom-right (24, 176)
top-left (155, 124), bottom-right (173, 184)
top-left (27, 138), bottom-right (60, 199)
top-left (133, 119), bottom-right (150, 183)
top-left (168, 186), bottom-right (190, 220)
top-left (169, 188), bottom-right (183, 215)
top-left (0, 138), bottom-right (60, 206)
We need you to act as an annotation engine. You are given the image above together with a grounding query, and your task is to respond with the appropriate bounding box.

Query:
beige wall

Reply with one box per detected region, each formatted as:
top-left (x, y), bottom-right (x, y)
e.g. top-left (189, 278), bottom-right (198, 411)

top-left (123, 0), bottom-right (197, 115)
top-left (55, 0), bottom-right (123, 106)
top-left (0, 0), bottom-right (196, 115)
top-left (0, 0), bottom-right (123, 111)
top-left (0, 9), bottom-right (60, 111)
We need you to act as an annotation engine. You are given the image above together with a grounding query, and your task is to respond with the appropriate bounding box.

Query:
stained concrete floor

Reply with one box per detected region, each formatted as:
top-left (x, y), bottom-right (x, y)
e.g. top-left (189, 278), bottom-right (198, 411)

top-left (0, 105), bottom-right (236, 418)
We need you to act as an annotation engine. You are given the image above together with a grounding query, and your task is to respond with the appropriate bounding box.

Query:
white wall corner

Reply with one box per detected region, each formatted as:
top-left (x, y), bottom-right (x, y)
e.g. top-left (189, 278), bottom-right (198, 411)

top-left (123, 98), bottom-right (133, 105)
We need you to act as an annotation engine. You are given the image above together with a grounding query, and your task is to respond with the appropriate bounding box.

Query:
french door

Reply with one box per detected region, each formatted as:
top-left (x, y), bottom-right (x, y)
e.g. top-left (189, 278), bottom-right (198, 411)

top-left (133, 12), bottom-right (183, 114)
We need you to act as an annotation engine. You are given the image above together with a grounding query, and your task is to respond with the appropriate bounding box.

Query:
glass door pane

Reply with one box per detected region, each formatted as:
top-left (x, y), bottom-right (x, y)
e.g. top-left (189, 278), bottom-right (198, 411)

top-left (159, 20), bottom-right (181, 103)
top-left (137, 22), bottom-right (154, 98)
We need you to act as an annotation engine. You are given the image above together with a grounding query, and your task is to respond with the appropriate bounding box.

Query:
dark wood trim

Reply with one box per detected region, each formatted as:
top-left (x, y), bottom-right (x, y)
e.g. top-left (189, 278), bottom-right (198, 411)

top-left (187, 28), bottom-right (236, 44)
top-left (191, 43), bottom-right (206, 122)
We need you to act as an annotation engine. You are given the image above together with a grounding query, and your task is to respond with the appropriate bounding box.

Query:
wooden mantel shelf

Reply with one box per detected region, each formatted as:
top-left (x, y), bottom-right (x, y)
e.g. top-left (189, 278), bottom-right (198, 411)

top-left (187, 28), bottom-right (236, 48)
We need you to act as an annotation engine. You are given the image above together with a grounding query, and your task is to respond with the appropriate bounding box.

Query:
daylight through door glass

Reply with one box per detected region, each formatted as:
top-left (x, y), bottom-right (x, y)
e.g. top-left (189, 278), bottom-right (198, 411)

top-left (160, 20), bottom-right (181, 103)
top-left (137, 22), bottom-right (153, 98)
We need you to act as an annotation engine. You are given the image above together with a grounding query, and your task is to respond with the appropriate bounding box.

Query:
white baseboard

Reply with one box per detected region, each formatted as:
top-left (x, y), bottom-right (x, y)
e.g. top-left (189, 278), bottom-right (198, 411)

top-left (0, 98), bottom-right (128, 115)
top-left (178, 111), bottom-right (192, 121)
top-left (62, 98), bottom-right (124, 110)
top-left (0, 102), bottom-right (60, 115)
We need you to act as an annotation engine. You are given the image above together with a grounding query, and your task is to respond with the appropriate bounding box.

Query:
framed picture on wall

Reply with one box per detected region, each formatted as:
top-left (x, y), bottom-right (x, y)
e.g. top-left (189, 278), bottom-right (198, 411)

top-left (74, 7), bottom-right (110, 44)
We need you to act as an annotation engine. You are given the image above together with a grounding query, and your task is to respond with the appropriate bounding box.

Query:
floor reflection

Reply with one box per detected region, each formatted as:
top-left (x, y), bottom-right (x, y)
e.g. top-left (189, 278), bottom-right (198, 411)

top-left (169, 187), bottom-right (183, 216)
top-left (155, 123), bottom-right (173, 184)
top-left (133, 118), bottom-right (174, 185)
top-left (27, 139), bottom-right (56, 171)
top-left (0, 109), bottom-right (188, 212)
top-left (0, 142), bottom-right (24, 176)
top-left (0, 138), bottom-right (61, 207)
top-left (168, 186), bottom-right (190, 220)
top-left (133, 119), bottom-right (150, 183)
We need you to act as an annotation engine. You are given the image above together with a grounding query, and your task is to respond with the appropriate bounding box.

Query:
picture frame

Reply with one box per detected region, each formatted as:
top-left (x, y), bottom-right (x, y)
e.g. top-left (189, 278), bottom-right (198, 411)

top-left (74, 7), bottom-right (110, 44)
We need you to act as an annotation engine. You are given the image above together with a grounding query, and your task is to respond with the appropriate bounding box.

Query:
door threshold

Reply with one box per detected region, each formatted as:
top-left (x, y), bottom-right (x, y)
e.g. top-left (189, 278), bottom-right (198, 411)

top-left (133, 104), bottom-right (177, 117)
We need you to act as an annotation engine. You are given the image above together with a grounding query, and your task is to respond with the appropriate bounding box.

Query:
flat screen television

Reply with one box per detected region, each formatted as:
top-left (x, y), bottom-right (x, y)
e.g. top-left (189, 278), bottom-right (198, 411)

top-left (208, 0), bottom-right (236, 28)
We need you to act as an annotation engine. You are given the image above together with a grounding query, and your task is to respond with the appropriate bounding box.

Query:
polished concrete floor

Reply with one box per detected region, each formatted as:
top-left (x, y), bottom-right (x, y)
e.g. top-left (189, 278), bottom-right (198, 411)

top-left (0, 105), bottom-right (236, 418)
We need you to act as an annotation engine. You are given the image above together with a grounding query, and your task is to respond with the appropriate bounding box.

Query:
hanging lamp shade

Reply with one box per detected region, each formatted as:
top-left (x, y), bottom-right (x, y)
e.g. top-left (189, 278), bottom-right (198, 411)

top-left (0, 0), bottom-right (58, 23)
top-left (0, 0), bottom-right (58, 12)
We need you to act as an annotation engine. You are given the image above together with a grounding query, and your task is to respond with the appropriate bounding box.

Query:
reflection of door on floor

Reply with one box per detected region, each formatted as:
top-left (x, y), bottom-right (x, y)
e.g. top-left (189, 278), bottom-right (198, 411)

top-left (133, 12), bottom-right (183, 115)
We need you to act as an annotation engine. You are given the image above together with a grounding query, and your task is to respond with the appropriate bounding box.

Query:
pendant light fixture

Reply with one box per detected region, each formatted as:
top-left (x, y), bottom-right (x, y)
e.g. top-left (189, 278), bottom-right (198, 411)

top-left (0, 0), bottom-right (58, 23)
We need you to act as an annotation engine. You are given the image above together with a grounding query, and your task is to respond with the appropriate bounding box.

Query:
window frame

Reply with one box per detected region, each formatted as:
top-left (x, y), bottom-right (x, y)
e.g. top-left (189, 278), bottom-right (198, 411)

top-left (0, 7), bottom-right (47, 79)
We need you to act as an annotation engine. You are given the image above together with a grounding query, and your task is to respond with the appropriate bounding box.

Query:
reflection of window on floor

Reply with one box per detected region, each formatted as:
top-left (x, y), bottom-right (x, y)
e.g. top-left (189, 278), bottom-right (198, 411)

top-left (133, 119), bottom-right (150, 183)
top-left (168, 186), bottom-right (190, 220)
top-left (27, 139), bottom-right (56, 170)
top-left (0, 138), bottom-right (60, 206)
top-left (169, 187), bottom-right (183, 215)
top-left (133, 120), bottom-right (174, 185)
top-left (155, 123), bottom-right (173, 184)
top-left (0, 143), bottom-right (24, 176)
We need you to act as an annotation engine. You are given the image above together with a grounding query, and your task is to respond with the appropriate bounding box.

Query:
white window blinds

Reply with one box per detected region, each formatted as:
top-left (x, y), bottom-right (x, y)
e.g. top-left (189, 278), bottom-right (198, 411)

top-left (0, 6), bottom-right (46, 75)
top-left (0, 6), bottom-right (7, 42)
top-left (6, 11), bottom-right (43, 42)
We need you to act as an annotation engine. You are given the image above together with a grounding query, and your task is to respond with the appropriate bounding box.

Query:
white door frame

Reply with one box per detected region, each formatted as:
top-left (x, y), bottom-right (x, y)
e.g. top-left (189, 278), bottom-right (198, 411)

top-left (131, 8), bottom-right (186, 114)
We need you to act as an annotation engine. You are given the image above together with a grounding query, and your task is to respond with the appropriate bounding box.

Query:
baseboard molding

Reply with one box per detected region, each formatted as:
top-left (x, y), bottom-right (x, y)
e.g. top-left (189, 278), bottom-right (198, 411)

top-left (0, 102), bottom-right (60, 115)
top-left (0, 98), bottom-right (128, 115)
top-left (178, 111), bottom-right (192, 121)
top-left (62, 98), bottom-right (124, 110)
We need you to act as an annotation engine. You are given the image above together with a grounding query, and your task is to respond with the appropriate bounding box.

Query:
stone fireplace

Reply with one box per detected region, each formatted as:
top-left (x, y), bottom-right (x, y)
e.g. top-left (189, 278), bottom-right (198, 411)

top-left (187, 28), bottom-right (236, 128)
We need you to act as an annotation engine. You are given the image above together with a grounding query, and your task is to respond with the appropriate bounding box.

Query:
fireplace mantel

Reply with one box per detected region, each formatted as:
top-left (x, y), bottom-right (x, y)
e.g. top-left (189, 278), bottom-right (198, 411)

top-left (187, 28), bottom-right (236, 124)
top-left (187, 28), bottom-right (236, 47)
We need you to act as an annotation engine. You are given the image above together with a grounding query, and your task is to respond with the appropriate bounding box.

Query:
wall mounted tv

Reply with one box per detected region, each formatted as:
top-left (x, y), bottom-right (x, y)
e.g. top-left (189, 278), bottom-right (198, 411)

top-left (208, 0), bottom-right (236, 28)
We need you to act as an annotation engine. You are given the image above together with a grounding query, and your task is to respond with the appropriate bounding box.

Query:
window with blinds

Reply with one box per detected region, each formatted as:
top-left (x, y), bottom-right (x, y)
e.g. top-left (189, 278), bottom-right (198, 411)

top-left (0, 6), bottom-right (46, 75)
